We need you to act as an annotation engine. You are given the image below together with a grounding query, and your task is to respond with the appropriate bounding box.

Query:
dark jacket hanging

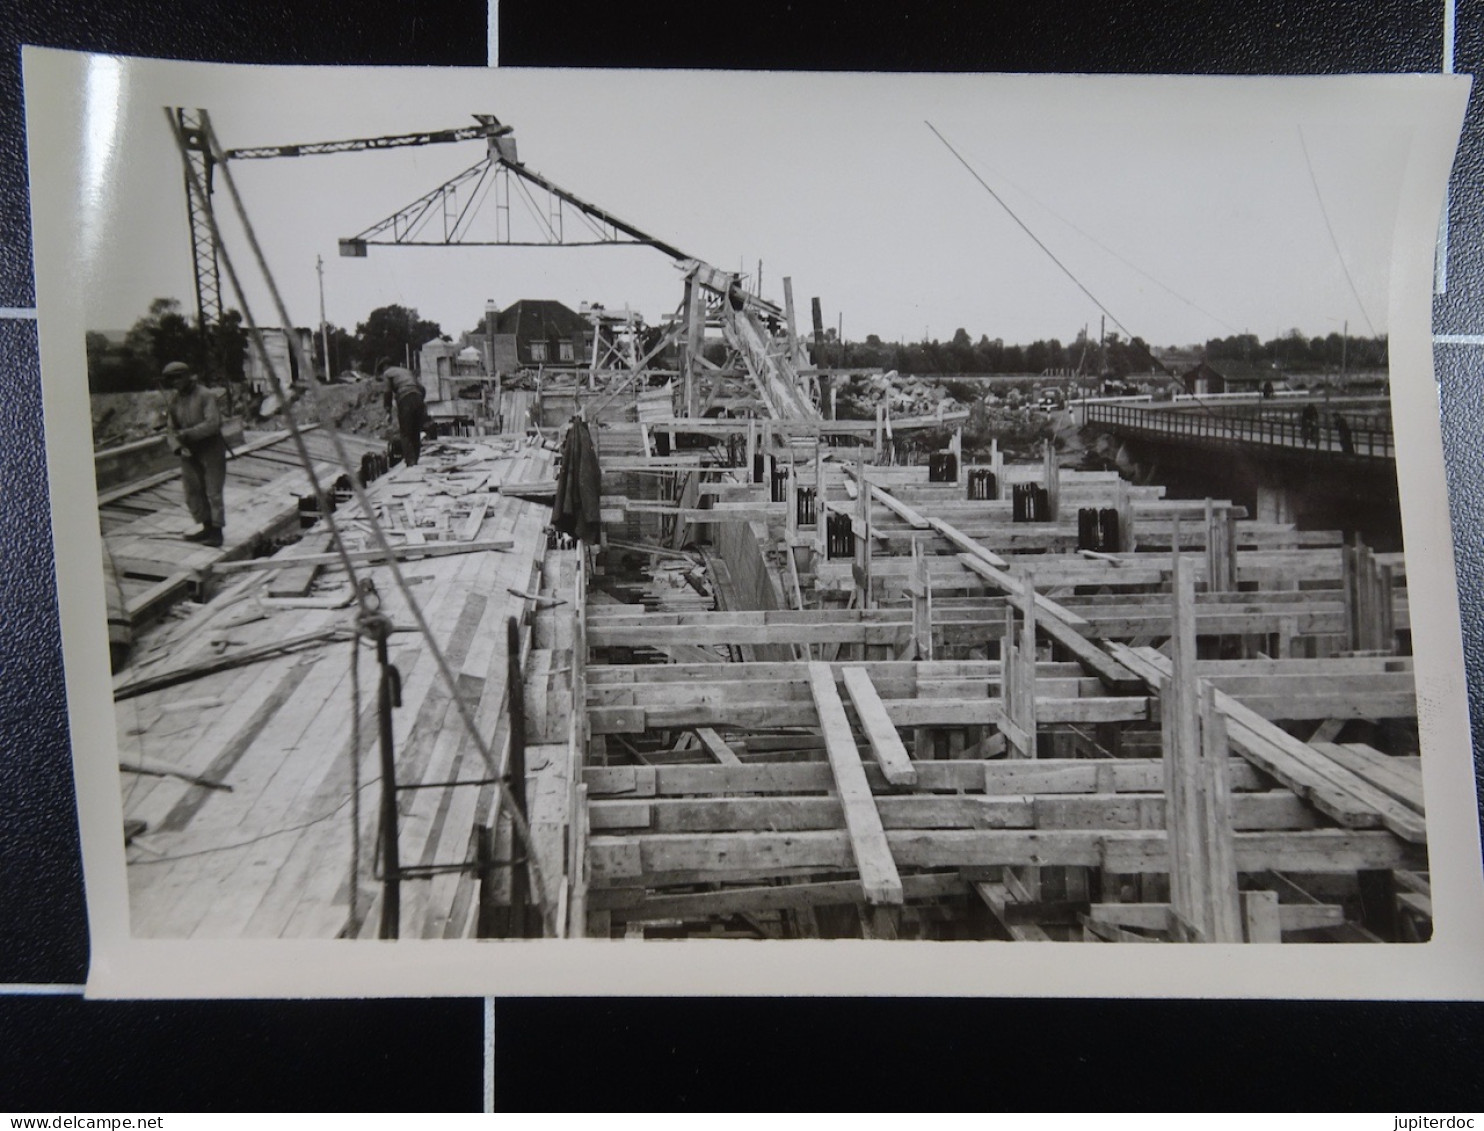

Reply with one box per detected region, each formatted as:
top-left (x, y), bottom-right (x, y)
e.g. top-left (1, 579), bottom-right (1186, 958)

top-left (552, 418), bottom-right (603, 543)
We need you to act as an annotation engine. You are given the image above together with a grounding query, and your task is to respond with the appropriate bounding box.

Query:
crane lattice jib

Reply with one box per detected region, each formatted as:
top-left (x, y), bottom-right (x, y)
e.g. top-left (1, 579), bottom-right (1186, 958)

top-left (340, 152), bottom-right (695, 262)
top-left (176, 109), bottom-right (224, 380)
top-left (223, 119), bottom-right (512, 161)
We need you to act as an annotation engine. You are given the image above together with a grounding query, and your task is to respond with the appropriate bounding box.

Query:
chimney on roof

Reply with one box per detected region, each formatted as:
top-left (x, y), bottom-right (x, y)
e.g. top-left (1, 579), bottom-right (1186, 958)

top-left (484, 300), bottom-right (500, 376)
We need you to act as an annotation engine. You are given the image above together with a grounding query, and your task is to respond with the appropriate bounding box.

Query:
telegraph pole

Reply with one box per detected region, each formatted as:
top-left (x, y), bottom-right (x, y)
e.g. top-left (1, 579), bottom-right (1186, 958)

top-left (317, 255), bottom-right (331, 382)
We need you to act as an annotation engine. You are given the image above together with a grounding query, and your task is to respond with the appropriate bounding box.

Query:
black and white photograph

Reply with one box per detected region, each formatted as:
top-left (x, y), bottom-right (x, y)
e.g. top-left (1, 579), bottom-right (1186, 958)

top-left (24, 49), bottom-right (1484, 997)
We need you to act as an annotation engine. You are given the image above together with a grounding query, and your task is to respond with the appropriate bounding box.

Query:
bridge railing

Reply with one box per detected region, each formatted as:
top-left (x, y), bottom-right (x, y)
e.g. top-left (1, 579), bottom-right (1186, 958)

top-left (1084, 402), bottom-right (1393, 458)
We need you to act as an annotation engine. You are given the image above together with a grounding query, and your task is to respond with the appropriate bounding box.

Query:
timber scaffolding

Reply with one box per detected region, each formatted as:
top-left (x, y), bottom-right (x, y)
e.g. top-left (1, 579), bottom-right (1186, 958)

top-left (564, 406), bottom-right (1427, 944)
top-left (113, 388), bottom-right (1427, 943)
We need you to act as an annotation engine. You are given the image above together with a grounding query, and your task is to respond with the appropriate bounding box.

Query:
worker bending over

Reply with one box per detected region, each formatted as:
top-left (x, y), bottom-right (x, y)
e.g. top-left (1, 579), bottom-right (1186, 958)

top-left (381, 360), bottom-right (430, 467)
top-left (161, 361), bottom-right (227, 548)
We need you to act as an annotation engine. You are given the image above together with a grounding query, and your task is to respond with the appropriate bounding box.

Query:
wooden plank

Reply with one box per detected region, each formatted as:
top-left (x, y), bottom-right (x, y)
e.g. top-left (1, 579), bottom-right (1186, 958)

top-left (588, 828), bottom-right (1423, 886)
top-left (928, 517), bottom-right (1008, 569)
top-left (806, 661), bottom-right (903, 905)
top-left (590, 791), bottom-right (1318, 834)
top-left (114, 627), bottom-right (350, 701)
top-left (211, 538), bottom-right (515, 574)
top-left (1241, 889), bottom-right (1283, 942)
top-left (954, 553), bottom-right (1144, 693)
top-left (1087, 899), bottom-right (1342, 934)
top-left (265, 532), bottom-right (332, 598)
top-left (587, 694), bottom-right (1147, 733)
top-left (694, 727), bottom-right (742, 766)
top-left (458, 496), bottom-right (490, 541)
top-left (1314, 742), bottom-right (1425, 813)
top-left (972, 881), bottom-right (1053, 941)
top-left (596, 872), bottom-right (965, 920)
top-left (840, 667), bottom-right (918, 787)
top-left (583, 757), bottom-right (1268, 798)
top-left (839, 465), bottom-right (930, 530)
top-left (1111, 643), bottom-right (1421, 839)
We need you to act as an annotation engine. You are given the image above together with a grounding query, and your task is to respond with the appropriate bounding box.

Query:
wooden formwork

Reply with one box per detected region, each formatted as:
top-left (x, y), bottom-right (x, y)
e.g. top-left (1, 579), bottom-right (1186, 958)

top-left (573, 421), bottom-right (1429, 943)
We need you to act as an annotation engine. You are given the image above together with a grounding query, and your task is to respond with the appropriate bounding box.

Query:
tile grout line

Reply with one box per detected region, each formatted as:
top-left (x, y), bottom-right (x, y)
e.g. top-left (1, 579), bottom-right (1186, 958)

top-left (483, 996), bottom-right (496, 1112)
top-left (1436, 0), bottom-right (1456, 295)
top-left (0, 983), bottom-right (86, 995)
top-left (488, 0), bottom-right (499, 68)
top-left (1, 307), bottom-right (38, 320)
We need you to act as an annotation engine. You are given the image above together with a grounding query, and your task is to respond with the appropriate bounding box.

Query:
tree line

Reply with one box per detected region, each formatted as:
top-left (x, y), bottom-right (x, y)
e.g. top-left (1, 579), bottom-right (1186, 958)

top-left (820, 327), bottom-right (1164, 378)
top-left (91, 297), bottom-right (1389, 396)
top-left (817, 326), bottom-right (1386, 378)
top-left (1203, 329), bottom-right (1387, 372)
top-left (87, 298), bottom-right (446, 395)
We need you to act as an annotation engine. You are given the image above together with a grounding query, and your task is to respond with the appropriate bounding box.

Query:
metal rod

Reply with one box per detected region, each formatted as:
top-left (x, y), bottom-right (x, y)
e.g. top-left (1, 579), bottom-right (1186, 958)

top-left (376, 630), bottom-right (401, 939)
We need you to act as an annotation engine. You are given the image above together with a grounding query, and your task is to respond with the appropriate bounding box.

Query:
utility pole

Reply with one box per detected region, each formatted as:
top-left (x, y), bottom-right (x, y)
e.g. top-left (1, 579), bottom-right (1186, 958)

top-left (1341, 319), bottom-right (1348, 380)
top-left (316, 255), bottom-right (331, 382)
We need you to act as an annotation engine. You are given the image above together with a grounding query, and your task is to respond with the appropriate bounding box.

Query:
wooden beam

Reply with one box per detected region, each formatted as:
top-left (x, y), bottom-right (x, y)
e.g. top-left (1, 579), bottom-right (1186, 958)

top-left (587, 694), bottom-right (1148, 733)
top-left (807, 661), bottom-right (903, 905)
top-left (694, 727), bottom-right (742, 766)
top-left (1241, 889), bottom-right (1283, 941)
top-left (583, 757), bottom-right (1270, 799)
top-left (587, 792), bottom-right (1317, 834)
top-left (594, 872), bottom-right (967, 919)
top-left (113, 626), bottom-right (349, 700)
top-left (1115, 644), bottom-right (1426, 843)
top-left (1087, 899), bottom-right (1342, 934)
top-left (211, 538), bottom-right (514, 574)
top-left (588, 828), bottom-right (1424, 886)
top-left (954, 553), bottom-right (1143, 693)
top-left (973, 881), bottom-right (1052, 941)
top-left (839, 465), bottom-right (931, 529)
top-left (928, 517), bottom-right (1008, 569)
top-left (840, 667), bottom-right (918, 787)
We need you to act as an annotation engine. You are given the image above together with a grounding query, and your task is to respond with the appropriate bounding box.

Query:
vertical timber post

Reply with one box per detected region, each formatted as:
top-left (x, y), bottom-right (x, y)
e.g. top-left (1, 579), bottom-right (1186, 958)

top-left (505, 616), bottom-right (531, 936)
top-left (1163, 521), bottom-right (1241, 942)
top-left (375, 625), bottom-right (402, 940)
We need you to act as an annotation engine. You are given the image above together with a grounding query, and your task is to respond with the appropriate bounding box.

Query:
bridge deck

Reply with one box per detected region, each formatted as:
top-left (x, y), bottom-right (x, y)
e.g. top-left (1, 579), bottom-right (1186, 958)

top-left (1084, 402), bottom-right (1393, 460)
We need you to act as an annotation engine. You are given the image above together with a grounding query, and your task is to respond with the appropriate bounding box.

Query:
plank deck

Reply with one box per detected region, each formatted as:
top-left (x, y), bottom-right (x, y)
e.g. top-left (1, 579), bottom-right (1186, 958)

top-left (121, 439), bottom-right (558, 939)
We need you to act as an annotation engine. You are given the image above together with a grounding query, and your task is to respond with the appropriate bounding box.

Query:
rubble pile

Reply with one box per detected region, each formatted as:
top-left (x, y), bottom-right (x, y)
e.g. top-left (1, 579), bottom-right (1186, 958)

top-left (91, 391), bottom-right (169, 448)
top-left (258, 380), bottom-right (392, 440)
top-left (842, 370), bottom-right (966, 418)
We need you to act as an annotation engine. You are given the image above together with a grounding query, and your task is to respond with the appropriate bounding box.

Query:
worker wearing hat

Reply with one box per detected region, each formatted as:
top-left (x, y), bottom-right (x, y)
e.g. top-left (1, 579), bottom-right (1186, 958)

top-left (161, 361), bottom-right (228, 548)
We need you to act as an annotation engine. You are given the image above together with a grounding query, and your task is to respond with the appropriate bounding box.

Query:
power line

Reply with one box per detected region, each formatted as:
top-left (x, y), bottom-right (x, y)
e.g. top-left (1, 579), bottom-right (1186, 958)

top-left (1297, 126), bottom-right (1378, 338)
top-left (963, 159), bottom-right (1243, 337)
top-left (926, 121), bottom-right (1135, 341)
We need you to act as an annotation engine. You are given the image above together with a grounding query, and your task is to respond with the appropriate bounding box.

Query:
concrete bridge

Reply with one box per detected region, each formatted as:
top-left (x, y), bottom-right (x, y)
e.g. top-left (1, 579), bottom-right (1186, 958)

top-left (1079, 398), bottom-right (1401, 549)
top-left (1081, 400), bottom-right (1394, 461)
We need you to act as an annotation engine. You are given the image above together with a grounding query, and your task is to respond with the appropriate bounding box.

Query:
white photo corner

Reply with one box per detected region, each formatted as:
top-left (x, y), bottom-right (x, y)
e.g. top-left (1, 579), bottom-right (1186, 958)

top-left (21, 46), bottom-right (1484, 998)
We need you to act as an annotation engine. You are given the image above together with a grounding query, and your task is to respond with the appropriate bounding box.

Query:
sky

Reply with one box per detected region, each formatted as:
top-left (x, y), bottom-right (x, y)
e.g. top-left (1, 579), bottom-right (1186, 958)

top-left (61, 60), bottom-right (1438, 351)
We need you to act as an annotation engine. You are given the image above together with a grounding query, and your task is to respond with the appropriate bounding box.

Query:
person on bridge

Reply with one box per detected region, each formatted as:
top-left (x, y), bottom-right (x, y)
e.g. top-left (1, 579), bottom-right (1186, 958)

top-left (381, 360), bottom-right (430, 467)
top-left (1334, 412), bottom-right (1354, 454)
top-left (161, 361), bottom-right (227, 548)
top-left (1300, 402), bottom-right (1320, 446)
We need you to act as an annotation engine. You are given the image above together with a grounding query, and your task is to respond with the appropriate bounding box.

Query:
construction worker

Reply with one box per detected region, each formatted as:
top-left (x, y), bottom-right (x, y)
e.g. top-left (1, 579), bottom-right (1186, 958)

top-left (161, 360), bottom-right (227, 548)
top-left (380, 359), bottom-right (430, 467)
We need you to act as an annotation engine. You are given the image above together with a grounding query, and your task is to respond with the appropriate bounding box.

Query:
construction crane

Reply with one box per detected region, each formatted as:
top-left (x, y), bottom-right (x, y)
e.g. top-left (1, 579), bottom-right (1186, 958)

top-left (173, 108), bottom-right (817, 417)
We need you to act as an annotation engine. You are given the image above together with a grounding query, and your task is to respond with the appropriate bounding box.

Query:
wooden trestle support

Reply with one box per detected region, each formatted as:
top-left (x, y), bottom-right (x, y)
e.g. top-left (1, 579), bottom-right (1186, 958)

top-left (531, 414), bottom-right (1430, 943)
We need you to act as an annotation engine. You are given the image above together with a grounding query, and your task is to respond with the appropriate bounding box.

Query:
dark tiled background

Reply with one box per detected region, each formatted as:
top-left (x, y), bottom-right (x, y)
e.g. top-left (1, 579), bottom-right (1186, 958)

top-left (4, 0), bottom-right (1484, 1110)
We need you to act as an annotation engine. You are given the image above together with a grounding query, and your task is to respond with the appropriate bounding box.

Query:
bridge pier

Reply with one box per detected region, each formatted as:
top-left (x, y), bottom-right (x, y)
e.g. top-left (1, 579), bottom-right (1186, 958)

top-left (1254, 482), bottom-right (1298, 525)
top-left (1085, 407), bottom-right (1403, 551)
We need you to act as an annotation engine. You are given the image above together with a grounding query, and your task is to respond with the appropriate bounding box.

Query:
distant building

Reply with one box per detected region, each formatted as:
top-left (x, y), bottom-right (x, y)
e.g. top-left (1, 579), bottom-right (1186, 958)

top-left (417, 299), bottom-right (596, 408)
top-left (1181, 359), bottom-right (1280, 396)
top-left (483, 299), bottom-right (593, 375)
top-left (244, 327), bottom-right (316, 392)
